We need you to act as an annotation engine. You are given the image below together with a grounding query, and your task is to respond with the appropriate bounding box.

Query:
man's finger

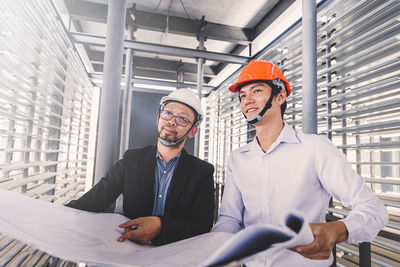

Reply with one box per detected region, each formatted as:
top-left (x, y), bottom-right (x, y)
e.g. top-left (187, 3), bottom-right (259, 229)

top-left (117, 231), bottom-right (131, 242)
top-left (296, 246), bottom-right (332, 259)
top-left (117, 229), bottom-right (138, 242)
top-left (295, 241), bottom-right (318, 253)
top-left (117, 234), bottom-right (126, 242)
top-left (119, 221), bottom-right (135, 228)
top-left (298, 251), bottom-right (331, 260)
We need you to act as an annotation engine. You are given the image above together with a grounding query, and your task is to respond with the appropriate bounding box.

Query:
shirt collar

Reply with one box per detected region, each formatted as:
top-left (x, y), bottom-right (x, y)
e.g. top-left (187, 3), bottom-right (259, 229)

top-left (244, 122), bottom-right (301, 154)
top-left (156, 151), bottom-right (182, 165)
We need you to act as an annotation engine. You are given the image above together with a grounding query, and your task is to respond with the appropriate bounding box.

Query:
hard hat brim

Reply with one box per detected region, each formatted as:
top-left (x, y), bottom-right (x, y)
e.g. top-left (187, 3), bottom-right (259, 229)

top-left (161, 96), bottom-right (203, 117)
top-left (228, 79), bottom-right (274, 93)
top-left (228, 79), bottom-right (291, 96)
top-left (228, 80), bottom-right (251, 92)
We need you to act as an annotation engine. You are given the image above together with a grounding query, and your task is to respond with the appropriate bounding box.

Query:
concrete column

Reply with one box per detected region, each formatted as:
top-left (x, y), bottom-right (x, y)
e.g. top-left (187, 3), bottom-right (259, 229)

top-left (194, 35), bottom-right (206, 157)
top-left (301, 0), bottom-right (317, 134)
top-left (94, 0), bottom-right (127, 183)
top-left (119, 24), bottom-right (134, 158)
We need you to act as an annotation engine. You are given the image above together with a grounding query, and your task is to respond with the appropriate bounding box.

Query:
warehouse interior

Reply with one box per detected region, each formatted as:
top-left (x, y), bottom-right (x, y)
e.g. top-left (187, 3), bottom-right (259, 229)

top-left (0, 0), bottom-right (399, 266)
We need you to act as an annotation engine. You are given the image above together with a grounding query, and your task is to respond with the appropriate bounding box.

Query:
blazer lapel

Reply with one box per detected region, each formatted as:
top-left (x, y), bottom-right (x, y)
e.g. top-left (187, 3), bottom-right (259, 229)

top-left (165, 149), bottom-right (193, 212)
top-left (140, 146), bottom-right (157, 213)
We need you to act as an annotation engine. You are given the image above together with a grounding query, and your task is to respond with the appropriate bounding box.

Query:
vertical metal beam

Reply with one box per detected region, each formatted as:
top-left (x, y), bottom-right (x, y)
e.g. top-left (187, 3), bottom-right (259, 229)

top-left (119, 24), bottom-right (134, 158)
top-left (194, 35), bottom-right (205, 157)
top-left (324, 26), bottom-right (336, 266)
top-left (94, 0), bottom-right (127, 183)
top-left (359, 242), bottom-right (371, 267)
top-left (355, 120), bottom-right (361, 175)
top-left (301, 0), bottom-right (317, 134)
top-left (369, 136), bottom-right (376, 191)
top-left (341, 93), bottom-right (347, 155)
top-left (177, 70), bottom-right (184, 88)
top-left (325, 27), bottom-right (332, 141)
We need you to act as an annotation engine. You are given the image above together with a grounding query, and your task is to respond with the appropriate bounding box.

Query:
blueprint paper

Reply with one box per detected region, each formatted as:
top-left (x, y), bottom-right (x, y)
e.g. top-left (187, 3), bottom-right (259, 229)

top-left (0, 189), bottom-right (227, 266)
top-left (0, 189), bottom-right (313, 266)
top-left (0, 189), bottom-right (150, 266)
top-left (200, 211), bottom-right (313, 267)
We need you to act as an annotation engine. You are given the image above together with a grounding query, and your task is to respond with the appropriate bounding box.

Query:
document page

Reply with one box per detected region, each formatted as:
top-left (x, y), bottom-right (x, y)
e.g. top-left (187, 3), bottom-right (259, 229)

top-left (0, 189), bottom-right (151, 266)
top-left (0, 189), bottom-right (229, 266)
top-left (200, 212), bottom-right (313, 266)
top-left (0, 189), bottom-right (313, 266)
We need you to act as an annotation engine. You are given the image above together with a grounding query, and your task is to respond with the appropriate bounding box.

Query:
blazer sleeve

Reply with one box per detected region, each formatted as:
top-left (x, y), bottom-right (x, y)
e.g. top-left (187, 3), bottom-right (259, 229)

top-left (152, 162), bottom-right (215, 245)
top-left (65, 158), bottom-right (125, 212)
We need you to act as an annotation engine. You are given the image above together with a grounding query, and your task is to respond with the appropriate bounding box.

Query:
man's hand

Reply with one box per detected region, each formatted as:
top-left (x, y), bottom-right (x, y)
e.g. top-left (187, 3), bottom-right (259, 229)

top-left (290, 221), bottom-right (348, 260)
top-left (117, 216), bottom-right (162, 245)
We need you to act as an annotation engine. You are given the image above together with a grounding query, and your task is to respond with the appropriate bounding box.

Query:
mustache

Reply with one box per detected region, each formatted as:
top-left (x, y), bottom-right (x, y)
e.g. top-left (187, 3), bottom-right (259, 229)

top-left (161, 126), bottom-right (177, 135)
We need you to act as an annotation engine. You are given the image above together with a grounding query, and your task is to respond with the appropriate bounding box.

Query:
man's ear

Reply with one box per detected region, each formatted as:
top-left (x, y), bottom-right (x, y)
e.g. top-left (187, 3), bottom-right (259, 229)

top-left (187, 126), bottom-right (198, 138)
top-left (276, 89), bottom-right (287, 105)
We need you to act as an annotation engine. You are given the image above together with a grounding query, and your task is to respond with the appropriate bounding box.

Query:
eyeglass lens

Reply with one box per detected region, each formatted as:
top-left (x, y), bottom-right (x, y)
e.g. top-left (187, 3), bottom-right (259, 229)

top-left (161, 110), bottom-right (190, 127)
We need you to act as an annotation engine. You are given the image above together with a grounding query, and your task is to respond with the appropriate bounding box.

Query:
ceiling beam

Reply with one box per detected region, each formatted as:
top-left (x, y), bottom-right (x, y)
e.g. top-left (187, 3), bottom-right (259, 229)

top-left (64, 0), bottom-right (252, 44)
top-left (90, 84), bottom-right (209, 97)
top-left (130, 56), bottom-right (216, 77)
top-left (132, 77), bottom-right (214, 90)
top-left (88, 51), bottom-right (216, 77)
top-left (133, 68), bottom-right (210, 84)
top-left (132, 10), bottom-right (252, 45)
top-left (71, 32), bottom-right (249, 64)
top-left (89, 73), bottom-right (214, 90)
top-left (92, 64), bottom-right (210, 83)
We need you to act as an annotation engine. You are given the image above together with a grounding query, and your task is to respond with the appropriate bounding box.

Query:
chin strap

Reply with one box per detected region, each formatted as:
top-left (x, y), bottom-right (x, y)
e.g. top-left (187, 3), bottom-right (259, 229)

top-left (243, 93), bottom-right (275, 125)
top-left (158, 122), bottom-right (198, 147)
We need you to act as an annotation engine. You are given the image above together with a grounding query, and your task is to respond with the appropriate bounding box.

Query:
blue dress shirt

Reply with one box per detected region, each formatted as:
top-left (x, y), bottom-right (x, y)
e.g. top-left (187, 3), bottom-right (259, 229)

top-left (152, 152), bottom-right (181, 216)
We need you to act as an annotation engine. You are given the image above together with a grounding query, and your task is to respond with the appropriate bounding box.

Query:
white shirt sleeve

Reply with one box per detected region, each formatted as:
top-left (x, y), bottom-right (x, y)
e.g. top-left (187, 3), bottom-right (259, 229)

top-left (315, 135), bottom-right (388, 243)
top-left (212, 155), bottom-right (245, 233)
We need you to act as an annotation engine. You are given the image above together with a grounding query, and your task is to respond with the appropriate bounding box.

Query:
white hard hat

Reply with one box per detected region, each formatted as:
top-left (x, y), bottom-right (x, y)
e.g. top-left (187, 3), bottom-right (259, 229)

top-left (160, 88), bottom-right (203, 122)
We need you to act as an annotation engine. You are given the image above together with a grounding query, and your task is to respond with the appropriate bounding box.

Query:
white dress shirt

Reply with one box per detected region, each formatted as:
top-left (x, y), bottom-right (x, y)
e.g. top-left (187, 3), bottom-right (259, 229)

top-left (212, 123), bottom-right (388, 266)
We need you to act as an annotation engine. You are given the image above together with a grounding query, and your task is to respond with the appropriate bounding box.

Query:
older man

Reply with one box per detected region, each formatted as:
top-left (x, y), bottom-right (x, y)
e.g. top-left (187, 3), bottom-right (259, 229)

top-left (67, 89), bottom-right (215, 246)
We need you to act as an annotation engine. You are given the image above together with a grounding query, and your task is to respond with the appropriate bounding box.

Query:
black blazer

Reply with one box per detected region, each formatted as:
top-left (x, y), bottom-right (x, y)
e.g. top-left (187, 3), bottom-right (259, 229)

top-left (66, 145), bottom-right (215, 245)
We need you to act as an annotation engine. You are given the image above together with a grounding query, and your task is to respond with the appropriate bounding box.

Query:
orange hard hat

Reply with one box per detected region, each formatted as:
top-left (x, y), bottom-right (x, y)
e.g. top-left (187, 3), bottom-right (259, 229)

top-left (228, 60), bottom-right (291, 96)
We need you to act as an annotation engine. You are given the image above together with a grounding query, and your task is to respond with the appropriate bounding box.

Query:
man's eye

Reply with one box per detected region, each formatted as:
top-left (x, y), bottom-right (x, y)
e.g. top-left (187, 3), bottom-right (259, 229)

top-left (254, 89), bottom-right (261, 93)
top-left (177, 116), bottom-right (188, 123)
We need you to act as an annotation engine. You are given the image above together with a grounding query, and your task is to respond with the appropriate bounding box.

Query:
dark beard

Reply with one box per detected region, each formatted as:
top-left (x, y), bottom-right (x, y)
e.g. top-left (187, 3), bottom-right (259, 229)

top-left (159, 126), bottom-right (178, 141)
top-left (158, 127), bottom-right (186, 147)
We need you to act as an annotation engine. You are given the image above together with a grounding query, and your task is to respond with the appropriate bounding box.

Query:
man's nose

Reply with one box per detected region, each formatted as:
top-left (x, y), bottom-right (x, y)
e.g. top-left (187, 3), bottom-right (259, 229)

top-left (168, 117), bottom-right (177, 127)
top-left (243, 95), bottom-right (254, 105)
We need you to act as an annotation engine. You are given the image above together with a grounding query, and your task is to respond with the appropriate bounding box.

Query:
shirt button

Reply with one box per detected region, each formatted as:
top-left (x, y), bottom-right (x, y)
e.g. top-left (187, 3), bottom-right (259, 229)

top-left (159, 194), bottom-right (162, 198)
top-left (163, 170), bottom-right (166, 174)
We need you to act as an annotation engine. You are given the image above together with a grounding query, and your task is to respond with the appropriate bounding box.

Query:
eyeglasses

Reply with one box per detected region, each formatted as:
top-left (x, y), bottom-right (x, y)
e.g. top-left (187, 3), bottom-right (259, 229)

top-left (160, 110), bottom-right (193, 127)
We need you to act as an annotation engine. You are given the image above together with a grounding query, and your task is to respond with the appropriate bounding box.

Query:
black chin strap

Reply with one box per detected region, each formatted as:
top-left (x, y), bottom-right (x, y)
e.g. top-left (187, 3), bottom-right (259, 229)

top-left (242, 93), bottom-right (275, 125)
top-left (158, 121), bottom-right (198, 147)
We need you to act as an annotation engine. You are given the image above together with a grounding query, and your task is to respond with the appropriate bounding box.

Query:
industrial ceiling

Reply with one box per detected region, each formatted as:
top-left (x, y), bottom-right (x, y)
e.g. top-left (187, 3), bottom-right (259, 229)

top-left (52, 0), bottom-right (297, 93)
